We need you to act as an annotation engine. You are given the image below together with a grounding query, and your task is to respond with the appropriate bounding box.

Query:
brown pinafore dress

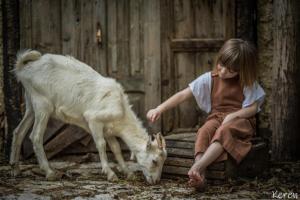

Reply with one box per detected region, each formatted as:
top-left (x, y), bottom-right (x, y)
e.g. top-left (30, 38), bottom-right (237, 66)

top-left (194, 71), bottom-right (256, 164)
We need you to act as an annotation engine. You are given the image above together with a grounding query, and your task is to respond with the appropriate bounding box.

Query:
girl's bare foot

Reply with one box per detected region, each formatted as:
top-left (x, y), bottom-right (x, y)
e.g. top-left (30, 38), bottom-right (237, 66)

top-left (188, 172), bottom-right (207, 191)
top-left (188, 163), bottom-right (207, 191)
top-left (188, 161), bottom-right (202, 179)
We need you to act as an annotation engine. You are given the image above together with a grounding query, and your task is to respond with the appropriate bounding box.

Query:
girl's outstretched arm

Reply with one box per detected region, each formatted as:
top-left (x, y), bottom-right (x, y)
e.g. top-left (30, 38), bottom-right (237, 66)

top-left (147, 87), bottom-right (193, 123)
top-left (222, 101), bottom-right (258, 124)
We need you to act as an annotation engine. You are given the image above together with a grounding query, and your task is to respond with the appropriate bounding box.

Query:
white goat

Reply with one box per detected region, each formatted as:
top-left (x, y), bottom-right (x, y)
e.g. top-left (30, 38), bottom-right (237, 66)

top-left (10, 50), bottom-right (167, 184)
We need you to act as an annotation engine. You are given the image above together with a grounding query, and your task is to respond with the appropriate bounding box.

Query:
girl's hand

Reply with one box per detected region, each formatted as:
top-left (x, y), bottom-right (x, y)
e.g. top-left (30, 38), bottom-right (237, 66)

top-left (147, 107), bottom-right (162, 123)
top-left (222, 113), bottom-right (237, 125)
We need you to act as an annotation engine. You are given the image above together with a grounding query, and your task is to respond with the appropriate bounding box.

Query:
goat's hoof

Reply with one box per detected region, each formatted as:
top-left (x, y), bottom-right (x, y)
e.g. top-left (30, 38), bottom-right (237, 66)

top-left (11, 165), bottom-right (21, 177)
top-left (101, 168), bottom-right (107, 174)
top-left (46, 170), bottom-right (63, 181)
top-left (126, 172), bottom-right (137, 181)
top-left (107, 172), bottom-right (118, 182)
top-left (129, 154), bottom-right (135, 161)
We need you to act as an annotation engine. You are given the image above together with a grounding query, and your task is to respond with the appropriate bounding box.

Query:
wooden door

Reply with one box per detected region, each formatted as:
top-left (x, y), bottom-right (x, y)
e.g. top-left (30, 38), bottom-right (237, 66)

top-left (161, 0), bottom-right (235, 134)
top-left (19, 0), bottom-right (161, 158)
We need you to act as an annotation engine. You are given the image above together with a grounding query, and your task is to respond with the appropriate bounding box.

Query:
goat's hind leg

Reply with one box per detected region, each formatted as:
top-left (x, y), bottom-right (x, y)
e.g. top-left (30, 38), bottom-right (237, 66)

top-left (29, 97), bottom-right (62, 181)
top-left (10, 92), bottom-right (34, 176)
top-left (29, 111), bottom-right (63, 181)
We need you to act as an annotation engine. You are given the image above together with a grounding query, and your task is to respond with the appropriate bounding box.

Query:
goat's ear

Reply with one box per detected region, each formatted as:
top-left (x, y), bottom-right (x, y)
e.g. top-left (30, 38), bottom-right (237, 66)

top-left (156, 132), bottom-right (166, 149)
top-left (147, 135), bottom-right (152, 150)
top-left (155, 132), bottom-right (163, 149)
top-left (160, 133), bottom-right (166, 149)
top-left (154, 133), bottom-right (162, 149)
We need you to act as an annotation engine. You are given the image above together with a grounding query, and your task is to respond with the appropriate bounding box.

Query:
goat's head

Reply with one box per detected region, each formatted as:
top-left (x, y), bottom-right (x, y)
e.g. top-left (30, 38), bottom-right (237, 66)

top-left (135, 132), bottom-right (167, 184)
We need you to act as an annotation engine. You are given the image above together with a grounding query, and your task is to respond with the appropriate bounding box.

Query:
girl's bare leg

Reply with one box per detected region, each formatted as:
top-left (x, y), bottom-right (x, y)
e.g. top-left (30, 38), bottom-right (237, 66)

top-left (195, 153), bottom-right (203, 162)
top-left (188, 142), bottom-right (224, 181)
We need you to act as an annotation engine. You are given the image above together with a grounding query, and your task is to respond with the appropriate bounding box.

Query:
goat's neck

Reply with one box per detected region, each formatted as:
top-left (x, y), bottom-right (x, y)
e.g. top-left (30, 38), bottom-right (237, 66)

top-left (116, 109), bottom-right (148, 154)
top-left (120, 129), bottom-right (148, 154)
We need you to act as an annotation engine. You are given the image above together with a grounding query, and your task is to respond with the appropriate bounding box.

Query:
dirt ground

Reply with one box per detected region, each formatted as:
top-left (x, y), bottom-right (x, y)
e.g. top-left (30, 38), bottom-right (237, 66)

top-left (0, 159), bottom-right (299, 200)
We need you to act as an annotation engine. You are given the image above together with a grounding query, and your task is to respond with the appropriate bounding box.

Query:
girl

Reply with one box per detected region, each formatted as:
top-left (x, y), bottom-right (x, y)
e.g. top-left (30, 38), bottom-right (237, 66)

top-left (147, 39), bottom-right (265, 190)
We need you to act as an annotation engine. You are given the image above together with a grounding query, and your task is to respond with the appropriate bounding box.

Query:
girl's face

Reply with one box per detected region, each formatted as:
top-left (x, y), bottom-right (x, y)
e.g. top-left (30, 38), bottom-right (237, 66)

top-left (217, 63), bottom-right (238, 79)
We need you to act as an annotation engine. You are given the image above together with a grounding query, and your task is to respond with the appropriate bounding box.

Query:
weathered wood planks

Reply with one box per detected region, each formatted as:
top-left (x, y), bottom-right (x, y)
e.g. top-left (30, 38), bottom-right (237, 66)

top-left (23, 119), bottom-right (66, 158)
top-left (162, 132), bottom-right (269, 180)
top-left (162, 132), bottom-right (226, 178)
top-left (44, 125), bottom-right (88, 159)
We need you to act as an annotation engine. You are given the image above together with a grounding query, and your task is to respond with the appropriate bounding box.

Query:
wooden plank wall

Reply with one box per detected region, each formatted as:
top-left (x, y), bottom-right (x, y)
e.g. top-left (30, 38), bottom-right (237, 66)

top-left (161, 0), bottom-right (235, 134)
top-left (162, 133), bottom-right (269, 180)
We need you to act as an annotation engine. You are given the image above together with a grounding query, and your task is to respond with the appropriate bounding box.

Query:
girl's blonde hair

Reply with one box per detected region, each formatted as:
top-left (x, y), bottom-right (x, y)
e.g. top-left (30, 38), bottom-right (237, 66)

top-left (216, 38), bottom-right (257, 87)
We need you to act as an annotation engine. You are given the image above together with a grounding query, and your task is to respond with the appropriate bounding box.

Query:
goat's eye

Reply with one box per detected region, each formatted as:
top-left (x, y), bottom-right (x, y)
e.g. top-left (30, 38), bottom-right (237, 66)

top-left (152, 160), bottom-right (158, 166)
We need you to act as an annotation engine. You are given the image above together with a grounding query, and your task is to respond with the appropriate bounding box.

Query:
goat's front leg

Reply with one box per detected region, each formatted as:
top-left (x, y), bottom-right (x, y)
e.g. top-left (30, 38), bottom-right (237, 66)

top-left (106, 137), bottom-right (135, 179)
top-left (87, 120), bottom-right (118, 181)
top-left (29, 113), bottom-right (61, 181)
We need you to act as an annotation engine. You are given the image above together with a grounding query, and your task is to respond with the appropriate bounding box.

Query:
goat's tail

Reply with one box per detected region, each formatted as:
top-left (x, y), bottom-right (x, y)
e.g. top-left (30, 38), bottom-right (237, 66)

top-left (15, 49), bottom-right (42, 70)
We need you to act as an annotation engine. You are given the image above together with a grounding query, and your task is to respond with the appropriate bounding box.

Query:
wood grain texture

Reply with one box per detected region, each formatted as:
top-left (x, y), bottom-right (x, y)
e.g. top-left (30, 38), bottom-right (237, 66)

top-left (271, 0), bottom-right (300, 160)
top-left (20, 0), bottom-right (32, 49)
top-left (143, 0), bottom-right (161, 133)
top-left (44, 125), bottom-right (88, 159)
top-left (31, 0), bottom-right (61, 53)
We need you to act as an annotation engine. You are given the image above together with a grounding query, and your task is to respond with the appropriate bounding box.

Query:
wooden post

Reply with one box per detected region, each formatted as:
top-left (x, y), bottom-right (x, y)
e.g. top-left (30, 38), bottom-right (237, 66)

top-left (1, 0), bottom-right (22, 160)
top-left (144, 0), bottom-right (161, 133)
top-left (235, 0), bottom-right (257, 43)
top-left (272, 0), bottom-right (300, 160)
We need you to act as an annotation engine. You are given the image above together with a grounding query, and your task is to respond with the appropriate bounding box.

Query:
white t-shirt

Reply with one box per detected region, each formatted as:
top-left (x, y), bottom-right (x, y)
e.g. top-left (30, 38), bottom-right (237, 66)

top-left (188, 72), bottom-right (266, 114)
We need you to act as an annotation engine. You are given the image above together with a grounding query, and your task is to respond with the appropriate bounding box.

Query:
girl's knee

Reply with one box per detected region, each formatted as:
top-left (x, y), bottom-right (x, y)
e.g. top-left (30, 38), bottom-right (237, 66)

top-left (214, 125), bottom-right (232, 140)
top-left (196, 128), bottom-right (210, 140)
top-left (216, 123), bottom-right (231, 133)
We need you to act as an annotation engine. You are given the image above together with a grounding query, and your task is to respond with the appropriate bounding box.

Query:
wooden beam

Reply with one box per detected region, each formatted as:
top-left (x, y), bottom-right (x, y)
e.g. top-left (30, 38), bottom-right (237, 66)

top-left (144, 0), bottom-right (161, 133)
top-left (166, 147), bottom-right (194, 158)
top-left (163, 166), bottom-right (225, 179)
top-left (164, 132), bottom-right (196, 141)
top-left (171, 39), bottom-right (224, 52)
top-left (165, 157), bottom-right (225, 171)
top-left (2, 0), bottom-right (22, 160)
top-left (160, 0), bottom-right (175, 134)
top-left (235, 0), bottom-right (257, 43)
top-left (166, 140), bottom-right (194, 149)
top-left (272, 0), bottom-right (300, 160)
top-left (44, 125), bottom-right (88, 159)
top-left (23, 119), bottom-right (66, 158)
top-left (62, 137), bottom-right (129, 154)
